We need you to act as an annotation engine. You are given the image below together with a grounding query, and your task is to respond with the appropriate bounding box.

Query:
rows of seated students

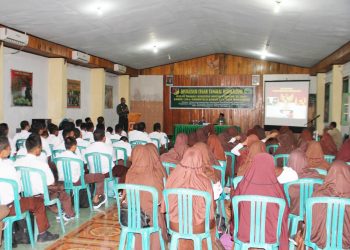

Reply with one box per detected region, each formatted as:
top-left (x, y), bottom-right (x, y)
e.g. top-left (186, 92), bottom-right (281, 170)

top-left (1, 118), bottom-right (350, 249)
top-left (0, 117), bottom-right (169, 247)
top-left (116, 124), bottom-right (350, 250)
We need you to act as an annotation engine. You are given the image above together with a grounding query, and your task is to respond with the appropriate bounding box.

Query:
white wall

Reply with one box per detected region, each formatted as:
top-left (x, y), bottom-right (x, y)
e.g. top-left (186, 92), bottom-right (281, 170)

top-left (65, 64), bottom-right (91, 121)
top-left (104, 72), bottom-right (119, 128)
top-left (130, 75), bottom-right (163, 101)
top-left (3, 48), bottom-right (48, 137)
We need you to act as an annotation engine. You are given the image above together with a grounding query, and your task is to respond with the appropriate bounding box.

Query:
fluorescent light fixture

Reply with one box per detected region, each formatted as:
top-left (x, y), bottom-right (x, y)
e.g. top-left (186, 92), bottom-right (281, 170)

top-left (261, 49), bottom-right (267, 59)
top-left (274, 0), bottom-right (282, 13)
top-left (153, 45), bottom-right (158, 53)
top-left (97, 6), bottom-right (103, 16)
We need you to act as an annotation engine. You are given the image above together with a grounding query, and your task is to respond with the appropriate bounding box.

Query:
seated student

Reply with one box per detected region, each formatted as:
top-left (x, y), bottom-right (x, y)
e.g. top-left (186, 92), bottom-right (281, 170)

top-left (75, 119), bottom-right (82, 131)
top-left (149, 122), bottom-right (168, 148)
top-left (128, 122), bottom-right (153, 144)
top-left (125, 144), bottom-right (167, 249)
top-left (237, 141), bottom-right (266, 176)
top-left (47, 123), bottom-right (61, 148)
top-left (114, 123), bottom-right (127, 138)
top-left (53, 128), bottom-right (75, 151)
top-left (0, 136), bottom-right (59, 243)
top-left (56, 137), bottom-right (106, 208)
top-left (305, 141), bottom-right (330, 170)
top-left (96, 123), bottom-right (112, 145)
top-left (161, 147), bottom-right (218, 249)
top-left (74, 128), bottom-right (90, 158)
top-left (160, 133), bottom-right (188, 164)
top-left (113, 136), bottom-right (132, 165)
top-left (0, 205), bottom-right (9, 247)
top-left (295, 161), bottom-right (350, 249)
top-left (83, 122), bottom-right (94, 142)
top-left (336, 138), bottom-right (350, 162)
top-left (0, 123), bottom-right (9, 137)
top-left (11, 120), bottom-right (31, 154)
top-left (15, 134), bottom-right (75, 220)
top-left (31, 122), bottom-right (52, 160)
top-left (233, 153), bottom-right (289, 250)
top-left (106, 126), bottom-right (113, 138)
top-left (320, 128), bottom-right (338, 155)
top-left (110, 124), bottom-right (122, 141)
top-left (80, 122), bottom-right (87, 139)
top-left (97, 116), bottom-right (104, 126)
top-left (85, 117), bottom-right (92, 123)
top-left (84, 129), bottom-right (117, 177)
top-left (273, 133), bottom-right (296, 167)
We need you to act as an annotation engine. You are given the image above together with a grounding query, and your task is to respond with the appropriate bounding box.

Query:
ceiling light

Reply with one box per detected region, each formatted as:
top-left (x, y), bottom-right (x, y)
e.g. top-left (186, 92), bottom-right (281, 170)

top-left (168, 54), bottom-right (171, 60)
top-left (261, 42), bottom-right (270, 60)
top-left (153, 45), bottom-right (158, 53)
top-left (97, 6), bottom-right (103, 16)
top-left (274, 0), bottom-right (282, 13)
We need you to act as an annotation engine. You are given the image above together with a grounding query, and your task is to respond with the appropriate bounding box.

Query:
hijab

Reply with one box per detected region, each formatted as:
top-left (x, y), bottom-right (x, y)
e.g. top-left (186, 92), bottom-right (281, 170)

top-left (236, 134), bottom-right (260, 173)
top-left (207, 134), bottom-right (226, 161)
top-left (298, 128), bottom-right (313, 147)
top-left (188, 132), bottom-right (197, 147)
top-left (320, 130), bottom-right (338, 156)
top-left (218, 127), bottom-right (238, 151)
top-left (336, 138), bottom-right (350, 162)
top-left (274, 133), bottom-right (296, 167)
top-left (160, 133), bottom-right (189, 164)
top-left (237, 141), bottom-right (266, 176)
top-left (305, 141), bottom-right (330, 170)
top-left (311, 161), bottom-right (350, 248)
top-left (234, 153), bottom-right (289, 250)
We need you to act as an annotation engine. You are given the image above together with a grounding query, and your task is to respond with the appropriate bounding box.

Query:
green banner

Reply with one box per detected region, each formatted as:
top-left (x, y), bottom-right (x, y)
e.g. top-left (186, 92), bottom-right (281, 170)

top-left (170, 86), bottom-right (255, 109)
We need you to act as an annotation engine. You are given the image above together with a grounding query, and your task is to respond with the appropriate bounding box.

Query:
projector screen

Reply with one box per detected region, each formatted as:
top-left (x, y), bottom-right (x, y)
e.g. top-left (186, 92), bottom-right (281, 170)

top-left (264, 80), bottom-right (309, 127)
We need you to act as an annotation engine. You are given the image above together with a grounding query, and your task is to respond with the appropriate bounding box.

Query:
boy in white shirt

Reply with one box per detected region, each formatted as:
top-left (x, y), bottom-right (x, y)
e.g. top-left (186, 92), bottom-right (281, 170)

top-left (128, 122), bottom-right (153, 144)
top-left (96, 124), bottom-right (112, 145)
top-left (83, 122), bottom-right (95, 142)
top-left (84, 129), bottom-right (117, 177)
top-left (113, 136), bottom-right (132, 165)
top-left (30, 122), bottom-right (52, 160)
top-left (74, 128), bottom-right (90, 159)
top-left (15, 134), bottom-right (75, 220)
top-left (149, 122), bottom-right (168, 149)
top-left (47, 123), bottom-right (61, 148)
top-left (56, 137), bottom-right (106, 208)
top-left (11, 120), bottom-right (31, 155)
top-left (75, 119), bottom-right (82, 131)
top-left (0, 136), bottom-right (59, 242)
top-left (110, 124), bottom-right (122, 141)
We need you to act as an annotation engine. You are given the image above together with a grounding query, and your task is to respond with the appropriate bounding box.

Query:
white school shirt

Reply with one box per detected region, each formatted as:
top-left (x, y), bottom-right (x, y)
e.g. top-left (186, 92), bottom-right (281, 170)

top-left (128, 130), bottom-right (153, 144)
top-left (15, 154), bottom-right (55, 196)
top-left (56, 150), bottom-right (83, 183)
top-left (83, 131), bottom-right (94, 143)
top-left (277, 167), bottom-right (299, 184)
top-left (0, 159), bottom-right (22, 205)
top-left (11, 130), bottom-right (31, 155)
top-left (113, 140), bottom-right (132, 159)
top-left (84, 141), bottom-right (116, 174)
top-left (121, 130), bottom-right (127, 137)
top-left (41, 137), bottom-right (52, 157)
top-left (16, 148), bottom-right (48, 163)
top-left (110, 134), bottom-right (121, 141)
top-left (76, 138), bottom-right (91, 162)
top-left (46, 134), bottom-right (61, 148)
top-left (149, 131), bottom-right (168, 146)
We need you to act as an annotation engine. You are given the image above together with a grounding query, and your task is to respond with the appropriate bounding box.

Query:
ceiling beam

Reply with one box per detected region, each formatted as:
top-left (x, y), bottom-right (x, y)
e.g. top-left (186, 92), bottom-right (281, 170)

top-left (310, 41), bottom-right (350, 75)
top-left (0, 24), bottom-right (139, 76)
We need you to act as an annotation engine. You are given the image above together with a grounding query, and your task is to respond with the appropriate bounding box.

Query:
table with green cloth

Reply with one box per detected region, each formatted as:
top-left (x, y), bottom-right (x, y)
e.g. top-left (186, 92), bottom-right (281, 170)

top-left (173, 124), bottom-right (241, 141)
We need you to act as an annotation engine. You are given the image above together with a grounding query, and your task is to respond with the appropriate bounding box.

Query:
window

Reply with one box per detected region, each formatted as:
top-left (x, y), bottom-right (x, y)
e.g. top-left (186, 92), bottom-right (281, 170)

top-left (341, 77), bottom-right (350, 126)
top-left (324, 82), bottom-right (331, 123)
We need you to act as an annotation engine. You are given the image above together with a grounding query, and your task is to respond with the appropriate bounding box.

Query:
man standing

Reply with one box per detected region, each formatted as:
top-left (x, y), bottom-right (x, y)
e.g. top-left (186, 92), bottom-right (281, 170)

top-left (117, 97), bottom-right (129, 132)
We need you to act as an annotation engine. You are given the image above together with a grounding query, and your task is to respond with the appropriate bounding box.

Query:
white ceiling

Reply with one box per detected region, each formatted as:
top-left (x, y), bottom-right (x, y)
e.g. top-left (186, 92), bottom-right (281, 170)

top-left (0, 0), bottom-right (349, 69)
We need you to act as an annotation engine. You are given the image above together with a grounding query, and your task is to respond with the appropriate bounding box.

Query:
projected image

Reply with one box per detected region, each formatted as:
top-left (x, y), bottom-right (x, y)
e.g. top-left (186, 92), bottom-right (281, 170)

top-left (265, 81), bottom-right (309, 127)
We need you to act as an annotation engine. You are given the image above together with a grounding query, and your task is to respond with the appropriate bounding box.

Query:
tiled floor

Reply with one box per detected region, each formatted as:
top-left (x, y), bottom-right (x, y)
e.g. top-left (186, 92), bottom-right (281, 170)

top-left (6, 198), bottom-right (119, 250)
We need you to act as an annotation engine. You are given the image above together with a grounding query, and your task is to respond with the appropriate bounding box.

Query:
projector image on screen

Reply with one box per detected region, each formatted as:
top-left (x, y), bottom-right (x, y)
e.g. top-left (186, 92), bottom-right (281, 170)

top-left (264, 80), bottom-right (310, 127)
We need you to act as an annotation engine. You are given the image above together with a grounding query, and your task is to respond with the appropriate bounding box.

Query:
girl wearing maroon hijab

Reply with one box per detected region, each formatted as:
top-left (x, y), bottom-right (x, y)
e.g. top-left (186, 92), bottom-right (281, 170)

top-left (336, 138), bottom-right (350, 162)
top-left (234, 153), bottom-right (289, 250)
top-left (160, 133), bottom-right (188, 165)
top-left (320, 129), bottom-right (338, 155)
top-left (305, 141), bottom-right (330, 170)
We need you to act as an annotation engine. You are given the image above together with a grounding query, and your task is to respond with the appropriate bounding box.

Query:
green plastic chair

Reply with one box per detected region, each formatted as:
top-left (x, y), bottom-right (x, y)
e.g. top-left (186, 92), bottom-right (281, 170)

top-left (232, 195), bottom-right (286, 249)
top-left (77, 145), bottom-right (86, 155)
top-left (163, 188), bottom-right (213, 250)
top-left (213, 161), bottom-right (228, 222)
top-left (213, 161), bottom-right (226, 187)
top-left (52, 149), bottom-right (65, 160)
top-left (114, 147), bottom-right (128, 166)
top-left (130, 140), bottom-right (148, 148)
top-left (164, 136), bottom-right (169, 150)
top-left (224, 151), bottom-right (236, 186)
top-left (266, 144), bottom-right (279, 154)
top-left (84, 138), bottom-right (91, 142)
top-left (15, 167), bottom-right (65, 237)
top-left (111, 138), bottom-right (119, 144)
top-left (150, 138), bottom-right (160, 153)
top-left (283, 178), bottom-right (324, 246)
top-left (274, 154), bottom-right (290, 166)
top-left (85, 152), bottom-right (117, 207)
top-left (324, 154), bottom-right (335, 164)
top-left (0, 178), bottom-right (35, 250)
top-left (305, 197), bottom-right (350, 250)
top-left (309, 168), bottom-right (328, 176)
top-left (116, 184), bottom-right (165, 250)
top-left (231, 176), bottom-right (243, 189)
top-left (15, 139), bottom-right (26, 151)
top-left (162, 161), bottom-right (177, 176)
top-left (53, 157), bottom-right (93, 218)
top-left (347, 162), bottom-right (350, 165)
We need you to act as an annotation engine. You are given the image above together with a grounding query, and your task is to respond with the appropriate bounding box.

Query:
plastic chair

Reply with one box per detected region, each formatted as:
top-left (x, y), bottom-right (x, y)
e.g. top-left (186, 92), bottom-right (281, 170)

top-left (347, 162), bottom-right (350, 166)
top-left (151, 138), bottom-right (160, 153)
top-left (324, 154), bottom-right (335, 164)
top-left (0, 178), bottom-right (35, 250)
top-left (15, 167), bottom-right (65, 238)
top-left (224, 152), bottom-right (235, 186)
top-left (53, 157), bottom-right (93, 218)
top-left (114, 147), bottom-right (128, 166)
top-left (213, 162), bottom-right (228, 221)
top-left (130, 140), bottom-right (148, 148)
top-left (85, 152), bottom-right (117, 207)
top-left (164, 136), bottom-right (169, 150)
top-left (274, 154), bottom-right (290, 166)
top-left (116, 184), bottom-right (165, 250)
top-left (163, 188), bottom-right (213, 250)
top-left (15, 139), bottom-right (26, 151)
top-left (309, 168), bottom-right (327, 176)
top-left (305, 197), bottom-right (350, 250)
top-left (232, 195), bottom-right (286, 249)
top-left (162, 161), bottom-right (177, 176)
top-left (51, 149), bottom-right (65, 159)
top-left (231, 176), bottom-right (243, 189)
top-left (77, 145), bottom-right (86, 156)
top-left (111, 139), bottom-right (120, 144)
top-left (266, 144), bottom-right (279, 154)
top-left (283, 178), bottom-right (324, 244)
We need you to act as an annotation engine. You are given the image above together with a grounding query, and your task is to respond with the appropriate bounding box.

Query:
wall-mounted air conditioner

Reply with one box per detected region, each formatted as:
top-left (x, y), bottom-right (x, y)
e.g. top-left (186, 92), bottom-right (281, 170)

top-left (114, 64), bottom-right (127, 73)
top-left (72, 51), bottom-right (90, 63)
top-left (0, 27), bottom-right (29, 46)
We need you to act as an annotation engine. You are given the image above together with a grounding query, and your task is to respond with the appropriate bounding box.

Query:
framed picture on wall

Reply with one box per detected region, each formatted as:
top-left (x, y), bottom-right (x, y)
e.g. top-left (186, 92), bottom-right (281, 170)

top-left (105, 85), bottom-right (113, 109)
top-left (67, 79), bottom-right (81, 108)
top-left (165, 75), bottom-right (174, 86)
top-left (11, 69), bottom-right (33, 106)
